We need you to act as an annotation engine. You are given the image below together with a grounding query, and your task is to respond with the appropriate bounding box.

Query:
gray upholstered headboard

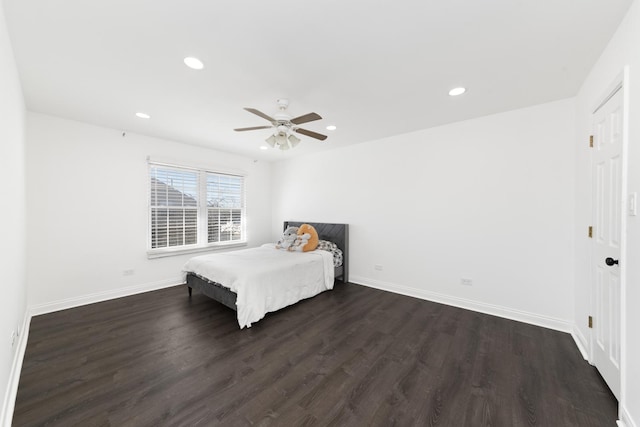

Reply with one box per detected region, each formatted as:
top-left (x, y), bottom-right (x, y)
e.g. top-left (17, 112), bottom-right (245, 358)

top-left (283, 221), bottom-right (349, 283)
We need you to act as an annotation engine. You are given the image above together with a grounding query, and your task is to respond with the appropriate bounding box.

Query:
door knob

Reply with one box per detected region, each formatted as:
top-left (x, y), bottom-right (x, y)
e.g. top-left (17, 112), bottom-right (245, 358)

top-left (605, 257), bottom-right (619, 266)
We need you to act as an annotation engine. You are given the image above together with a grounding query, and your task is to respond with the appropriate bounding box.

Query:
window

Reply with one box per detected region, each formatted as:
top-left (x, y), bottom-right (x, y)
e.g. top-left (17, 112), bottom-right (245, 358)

top-left (149, 163), bottom-right (245, 254)
top-left (207, 174), bottom-right (243, 243)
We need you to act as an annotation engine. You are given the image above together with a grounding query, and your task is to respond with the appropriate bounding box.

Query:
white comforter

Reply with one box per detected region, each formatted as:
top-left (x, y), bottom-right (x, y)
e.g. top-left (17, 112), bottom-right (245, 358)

top-left (182, 244), bottom-right (334, 328)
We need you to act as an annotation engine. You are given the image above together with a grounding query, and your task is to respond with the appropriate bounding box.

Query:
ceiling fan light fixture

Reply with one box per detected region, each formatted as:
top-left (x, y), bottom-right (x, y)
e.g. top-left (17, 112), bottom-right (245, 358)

top-left (326, 125), bottom-right (337, 131)
top-left (135, 112), bottom-right (151, 119)
top-left (265, 135), bottom-right (277, 147)
top-left (288, 134), bottom-right (301, 148)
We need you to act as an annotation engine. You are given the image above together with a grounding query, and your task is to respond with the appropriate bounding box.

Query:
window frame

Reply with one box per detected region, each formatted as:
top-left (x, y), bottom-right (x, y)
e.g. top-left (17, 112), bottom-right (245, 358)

top-left (147, 161), bottom-right (247, 258)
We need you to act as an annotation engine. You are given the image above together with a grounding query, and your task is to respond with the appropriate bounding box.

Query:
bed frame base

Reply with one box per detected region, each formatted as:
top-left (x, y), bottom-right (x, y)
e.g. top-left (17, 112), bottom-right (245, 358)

top-left (187, 273), bottom-right (238, 311)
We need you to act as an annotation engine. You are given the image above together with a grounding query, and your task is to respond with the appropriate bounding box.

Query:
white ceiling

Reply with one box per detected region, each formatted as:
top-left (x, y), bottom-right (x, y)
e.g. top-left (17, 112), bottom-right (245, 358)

top-left (4, 0), bottom-right (633, 161)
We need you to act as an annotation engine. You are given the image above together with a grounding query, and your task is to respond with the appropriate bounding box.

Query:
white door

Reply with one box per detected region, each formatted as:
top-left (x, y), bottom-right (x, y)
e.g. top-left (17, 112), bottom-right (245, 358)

top-left (592, 86), bottom-right (623, 400)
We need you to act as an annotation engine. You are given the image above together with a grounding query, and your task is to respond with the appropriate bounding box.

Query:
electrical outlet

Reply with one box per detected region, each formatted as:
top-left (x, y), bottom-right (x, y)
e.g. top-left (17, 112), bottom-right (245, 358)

top-left (10, 331), bottom-right (16, 347)
top-left (374, 264), bottom-right (383, 271)
top-left (123, 269), bottom-right (135, 276)
top-left (461, 278), bottom-right (473, 286)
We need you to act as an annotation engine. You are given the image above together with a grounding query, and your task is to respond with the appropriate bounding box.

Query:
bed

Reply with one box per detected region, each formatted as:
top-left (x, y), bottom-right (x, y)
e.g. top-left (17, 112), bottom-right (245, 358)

top-left (184, 221), bottom-right (348, 328)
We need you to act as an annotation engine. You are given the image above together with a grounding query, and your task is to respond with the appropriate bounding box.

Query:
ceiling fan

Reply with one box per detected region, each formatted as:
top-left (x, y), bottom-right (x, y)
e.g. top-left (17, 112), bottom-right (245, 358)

top-left (234, 99), bottom-right (327, 150)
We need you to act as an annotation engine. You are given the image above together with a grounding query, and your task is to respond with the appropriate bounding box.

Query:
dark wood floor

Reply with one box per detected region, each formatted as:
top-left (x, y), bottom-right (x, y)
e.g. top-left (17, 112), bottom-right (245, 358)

top-left (13, 283), bottom-right (617, 426)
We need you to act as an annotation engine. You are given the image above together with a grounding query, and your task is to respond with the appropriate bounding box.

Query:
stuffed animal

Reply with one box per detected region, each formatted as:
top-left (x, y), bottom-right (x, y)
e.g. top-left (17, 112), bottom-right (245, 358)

top-left (276, 226), bottom-right (299, 250)
top-left (290, 232), bottom-right (310, 251)
top-left (289, 224), bottom-right (319, 252)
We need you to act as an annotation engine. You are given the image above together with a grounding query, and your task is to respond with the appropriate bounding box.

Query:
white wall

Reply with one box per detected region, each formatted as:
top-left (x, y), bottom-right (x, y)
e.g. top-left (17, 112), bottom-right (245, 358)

top-left (272, 98), bottom-right (576, 330)
top-left (574, 1), bottom-right (640, 425)
top-left (0, 1), bottom-right (27, 421)
top-left (26, 113), bottom-right (272, 310)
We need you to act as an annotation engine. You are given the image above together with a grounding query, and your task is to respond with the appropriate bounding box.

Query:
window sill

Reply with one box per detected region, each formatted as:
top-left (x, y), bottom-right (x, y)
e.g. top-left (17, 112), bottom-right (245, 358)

top-left (147, 241), bottom-right (248, 259)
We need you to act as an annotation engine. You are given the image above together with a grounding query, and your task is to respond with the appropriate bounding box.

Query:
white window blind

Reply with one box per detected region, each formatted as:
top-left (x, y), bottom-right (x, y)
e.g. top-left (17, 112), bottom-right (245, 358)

top-left (207, 174), bottom-right (244, 243)
top-left (149, 163), bottom-right (245, 253)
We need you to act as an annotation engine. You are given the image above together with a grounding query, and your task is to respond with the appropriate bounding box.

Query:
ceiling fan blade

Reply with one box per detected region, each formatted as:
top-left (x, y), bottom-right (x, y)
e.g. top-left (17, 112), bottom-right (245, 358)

top-left (294, 128), bottom-right (328, 141)
top-left (244, 108), bottom-right (276, 123)
top-left (290, 112), bottom-right (322, 125)
top-left (234, 126), bottom-right (273, 132)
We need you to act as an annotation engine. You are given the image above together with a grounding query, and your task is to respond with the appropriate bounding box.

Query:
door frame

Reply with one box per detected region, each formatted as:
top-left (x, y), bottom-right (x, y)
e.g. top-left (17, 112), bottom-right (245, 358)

top-left (589, 67), bottom-right (629, 410)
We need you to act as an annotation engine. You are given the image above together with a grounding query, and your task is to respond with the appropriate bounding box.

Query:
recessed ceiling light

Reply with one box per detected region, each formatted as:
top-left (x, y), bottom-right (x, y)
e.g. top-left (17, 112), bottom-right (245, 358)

top-left (184, 56), bottom-right (204, 70)
top-left (449, 87), bottom-right (466, 96)
top-left (260, 146), bottom-right (268, 150)
top-left (135, 112), bottom-right (151, 119)
top-left (326, 125), bottom-right (337, 131)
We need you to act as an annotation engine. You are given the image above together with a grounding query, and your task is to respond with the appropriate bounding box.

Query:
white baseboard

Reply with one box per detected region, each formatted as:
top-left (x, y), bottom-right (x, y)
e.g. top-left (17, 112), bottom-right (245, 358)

top-left (349, 275), bottom-right (572, 333)
top-left (28, 277), bottom-right (184, 317)
top-left (619, 404), bottom-right (637, 427)
top-left (571, 325), bottom-right (590, 361)
top-left (1, 310), bottom-right (31, 427)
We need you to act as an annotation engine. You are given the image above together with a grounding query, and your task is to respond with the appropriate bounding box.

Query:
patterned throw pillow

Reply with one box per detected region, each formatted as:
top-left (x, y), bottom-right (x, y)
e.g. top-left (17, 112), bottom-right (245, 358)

top-left (316, 240), bottom-right (344, 267)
